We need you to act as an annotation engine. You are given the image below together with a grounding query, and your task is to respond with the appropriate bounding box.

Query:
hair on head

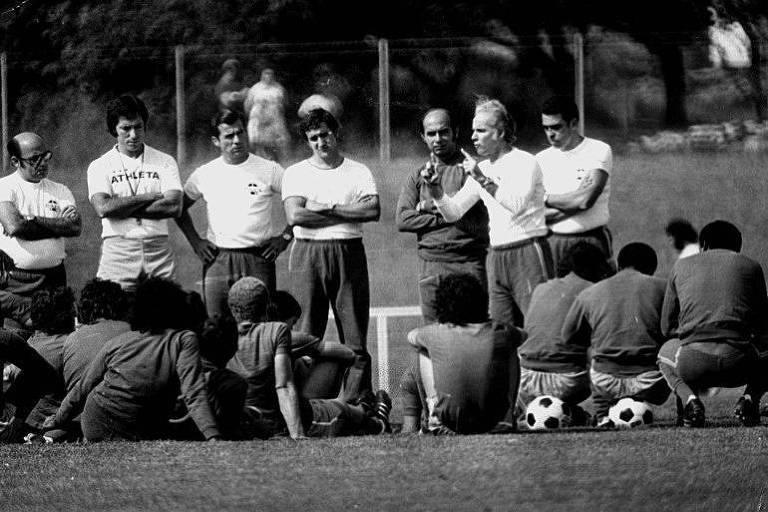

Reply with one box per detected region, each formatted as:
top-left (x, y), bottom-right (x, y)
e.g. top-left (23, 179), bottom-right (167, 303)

top-left (211, 109), bottom-right (246, 138)
top-left (617, 242), bottom-right (658, 275)
top-left (31, 286), bottom-right (76, 335)
top-left (557, 242), bottom-right (611, 282)
top-left (298, 108), bottom-right (339, 140)
top-left (78, 278), bottom-right (128, 325)
top-left (268, 290), bottom-right (302, 322)
top-left (228, 277), bottom-right (270, 323)
top-left (665, 218), bottom-right (698, 252)
top-left (699, 220), bottom-right (742, 252)
top-left (129, 277), bottom-right (189, 334)
top-left (435, 273), bottom-right (488, 325)
top-left (474, 96), bottom-right (516, 143)
top-left (541, 96), bottom-right (580, 124)
top-left (198, 314), bottom-right (238, 368)
top-left (106, 94), bottom-right (149, 137)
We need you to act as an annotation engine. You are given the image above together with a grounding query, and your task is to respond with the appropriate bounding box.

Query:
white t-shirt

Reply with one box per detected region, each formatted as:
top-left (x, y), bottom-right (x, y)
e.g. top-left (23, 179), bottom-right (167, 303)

top-left (434, 148), bottom-right (548, 246)
top-left (282, 157), bottom-right (377, 240)
top-left (184, 154), bottom-right (284, 248)
top-left (87, 145), bottom-right (182, 239)
top-left (0, 172), bottom-right (76, 269)
top-left (536, 137), bottom-right (612, 234)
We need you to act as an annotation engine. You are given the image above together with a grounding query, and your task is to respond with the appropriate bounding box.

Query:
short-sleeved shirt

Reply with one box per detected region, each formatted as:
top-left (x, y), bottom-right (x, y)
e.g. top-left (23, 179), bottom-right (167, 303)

top-left (407, 322), bottom-right (518, 433)
top-left (0, 172), bottom-right (76, 269)
top-left (87, 145), bottom-right (182, 239)
top-left (184, 154), bottom-right (284, 248)
top-left (62, 319), bottom-right (131, 393)
top-left (226, 321), bottom-right (291, 424)
top-left (536, 137), bottom-right (612, 234)
top-left (282, 157), bottom-right (377, 240)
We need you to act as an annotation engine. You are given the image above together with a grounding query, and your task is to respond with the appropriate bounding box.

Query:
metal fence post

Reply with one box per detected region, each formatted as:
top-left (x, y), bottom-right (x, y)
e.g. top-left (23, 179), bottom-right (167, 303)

top-left (175, 45), bottom-right (186, 170)
top-left (378, 38), bottom-right (390, 164)
top-left (573, 33), bottom-right (585, 135)
top-left (1, 52), bottom-right (8, 172)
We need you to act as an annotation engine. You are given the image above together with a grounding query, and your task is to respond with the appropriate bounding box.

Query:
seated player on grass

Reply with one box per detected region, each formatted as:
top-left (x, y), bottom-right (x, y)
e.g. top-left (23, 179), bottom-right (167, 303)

top-left (270, 290), bottom-right (355, 399)
top-left (43, 278), bottom-right (221, 442)
top-left (0, 329), bottom-right (61, 443)
top-left (20, 287), bottom-right (76, 439)
top-left (665, 218), bottom-right (699, 261)
top-left (562, 242), bottom-right (670, 425)
top-left (517, 242), bottom-right (612, 424)
top-left (399, 273), bottom-right (524, 435)
top-left (658, 220), bottom-right (768, 428)
top-left (226, 277), bottom-right (390, 439)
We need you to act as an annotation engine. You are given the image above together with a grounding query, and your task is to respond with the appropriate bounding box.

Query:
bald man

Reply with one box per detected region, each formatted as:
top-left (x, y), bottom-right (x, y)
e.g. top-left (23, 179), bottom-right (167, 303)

top-left (396, 108), bottom-right (489, 322)
top-left (0, 133), bottom-right (81, 328)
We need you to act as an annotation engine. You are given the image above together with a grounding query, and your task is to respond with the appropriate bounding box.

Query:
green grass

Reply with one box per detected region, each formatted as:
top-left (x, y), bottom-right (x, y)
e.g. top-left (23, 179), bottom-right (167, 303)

top-left (2, 390), bottom-right (766, 512)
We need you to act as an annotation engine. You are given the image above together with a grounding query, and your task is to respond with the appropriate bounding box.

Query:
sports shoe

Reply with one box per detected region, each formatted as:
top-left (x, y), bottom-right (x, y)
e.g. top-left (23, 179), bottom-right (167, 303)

top-left (734, 396), bottom-right (760, 427)
top-left (373, 390), bottom-right (392, 433)
top-left (682, 397), bottom-right (705, 428)
top-left (350, 389), bottom-right (376, 414)
top-left (488, 421), bottom-right (517, 434)
top-left (428, 424), bottom-right (457, 436)
top-left (595, 416), bottom-right (615, 429)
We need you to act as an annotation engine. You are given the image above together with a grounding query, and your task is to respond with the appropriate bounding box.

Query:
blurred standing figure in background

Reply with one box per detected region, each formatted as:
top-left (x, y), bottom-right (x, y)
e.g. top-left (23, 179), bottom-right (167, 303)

top-left (215, 58), bottom-right (249, 113)
top-left (245, 68), bottom-right (290, 163)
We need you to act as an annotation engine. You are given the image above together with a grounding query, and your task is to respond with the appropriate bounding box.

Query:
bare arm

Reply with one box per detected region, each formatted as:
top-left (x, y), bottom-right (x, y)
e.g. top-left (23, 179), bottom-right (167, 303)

top-left (274, 352), bottom-right (306, 439)
top-left (0, 202), bottom-right (81, 240)
top-left (396, 168), bottom-right (445, 233)
top-left (545, 168), bottom-right (608, 215)
top-left (90, 191), bottom-right (164, 219)
top-left (174, 194), bottom-right (219, 267)
top-left (284, 196), bottom-right (349, 228)
top-left (306, 194), bottom-right (380, 223)
top-left (132, 190), bottom-right (183, 219)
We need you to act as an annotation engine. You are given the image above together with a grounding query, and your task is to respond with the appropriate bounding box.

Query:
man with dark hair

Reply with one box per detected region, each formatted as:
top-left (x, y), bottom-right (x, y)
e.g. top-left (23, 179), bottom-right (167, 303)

top-left (45, 278), bottom-right (220, 442)
top-left (0, 132), bottom-right (81, 329)
top-left (429, 97), bottom-right (553, 327)
top-left (282, 108), bottom-right (379, 396)
top-left (537, 97), bottom-right (614, 273)
top-left (226, 277), bottom-right (390, 439)
top-left (396, 108), bottom-right (489, 322)
top-left (517, 243), bottom-right (611, 419)
top-left (399, 273), bottom-right (524, 435)
top-left (562, 242), bottom-right (670, 424)
top-left (658, 220), bottom-right (768, 428)
top-left (176, 109), bottom-right (292, 318)
top-left (62, 279), bottom-right (130, 397)
top-left (87, 94), bottom-right (182, 291)
top-left (665, 218), bottom-right (699, 260)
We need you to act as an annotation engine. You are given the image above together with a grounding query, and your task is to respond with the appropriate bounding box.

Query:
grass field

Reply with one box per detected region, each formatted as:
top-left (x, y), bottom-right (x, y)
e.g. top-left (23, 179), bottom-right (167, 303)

top-left (6, 147), bottom-right (768, 510)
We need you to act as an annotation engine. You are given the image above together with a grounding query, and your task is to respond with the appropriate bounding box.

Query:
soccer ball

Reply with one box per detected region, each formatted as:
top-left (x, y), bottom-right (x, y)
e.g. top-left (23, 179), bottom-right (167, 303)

top-left (525, 395), bottom-right (572, 430)
top-left (608, 398), bottom-right (653, 428)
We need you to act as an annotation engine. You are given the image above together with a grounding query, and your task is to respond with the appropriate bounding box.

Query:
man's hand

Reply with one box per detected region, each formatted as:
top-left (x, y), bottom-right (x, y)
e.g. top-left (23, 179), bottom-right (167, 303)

top-left (460, 148), bottom-right (486, 183)
top-left (192, 238), bottom-right (219, 268)
top-left (260, 235), bottom-right (291, 262)
top-left (420, 160), bottom-right (444, 199)
top-left (41, 415), bottom-right (57, 431)
top-left (416, 199), bottom-right (439, 214)
top-left (60, 205), bottom-right (79, 220)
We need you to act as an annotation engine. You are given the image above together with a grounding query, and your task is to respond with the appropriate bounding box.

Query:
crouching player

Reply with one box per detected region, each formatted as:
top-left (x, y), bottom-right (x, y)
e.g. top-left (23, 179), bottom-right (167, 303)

top-left (399, 273), bottom-right (524, 435)
top-left (226, 277), bottom-right (390, 439)
top-left (658, 221), bottom-right (768, 427)
top-left (517, 242), bottom-right (611, 423)
top-left (562, 243), bottom-right (670, 425)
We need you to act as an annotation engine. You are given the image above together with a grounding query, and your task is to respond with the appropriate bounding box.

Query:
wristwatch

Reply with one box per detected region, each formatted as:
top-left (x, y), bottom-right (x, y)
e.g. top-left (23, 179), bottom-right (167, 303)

top-left (281, 230), bottom-right (294, 242)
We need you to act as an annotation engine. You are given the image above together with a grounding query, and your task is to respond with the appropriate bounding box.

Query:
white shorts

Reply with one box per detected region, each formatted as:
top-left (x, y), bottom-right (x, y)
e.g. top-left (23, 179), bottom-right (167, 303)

top-left (517, 367), bottom-right (591, 411)
top-left (97, 236), bottom-right (175, 291)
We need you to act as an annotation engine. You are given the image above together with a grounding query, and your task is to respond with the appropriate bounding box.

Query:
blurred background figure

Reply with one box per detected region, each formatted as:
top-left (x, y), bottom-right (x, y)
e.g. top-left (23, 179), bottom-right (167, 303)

top-left (244, 68), bottom-right (290, 163)
top-left (665, 218), bottom-right (700, 260)
top-left (215, 58), bottom-right (249, 113)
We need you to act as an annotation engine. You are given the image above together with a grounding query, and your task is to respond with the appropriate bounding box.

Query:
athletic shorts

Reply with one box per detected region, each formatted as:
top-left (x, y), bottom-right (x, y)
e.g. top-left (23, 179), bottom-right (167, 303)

top-left (590, 367), bottom-right (670, 405)
top-left (517, 366), bottom-right (591, 410)
top-left (97, 236), bottom-right (175, 290)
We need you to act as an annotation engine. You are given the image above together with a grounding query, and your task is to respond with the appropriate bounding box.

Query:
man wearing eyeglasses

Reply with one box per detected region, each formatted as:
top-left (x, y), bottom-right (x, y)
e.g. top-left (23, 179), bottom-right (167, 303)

top-left (0, 132), bottom-right (81, 328)
top-left (282, 108), bottom-right (380, 397)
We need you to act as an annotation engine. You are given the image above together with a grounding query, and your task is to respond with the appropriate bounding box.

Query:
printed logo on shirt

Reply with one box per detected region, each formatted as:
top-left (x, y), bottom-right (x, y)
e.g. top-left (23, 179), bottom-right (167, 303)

top-left (46, 199), bottom-right (60, 214)
top-left (247, 182), bottom-right (268, 195)
top-left (110, 170), bottom-right (161, 184)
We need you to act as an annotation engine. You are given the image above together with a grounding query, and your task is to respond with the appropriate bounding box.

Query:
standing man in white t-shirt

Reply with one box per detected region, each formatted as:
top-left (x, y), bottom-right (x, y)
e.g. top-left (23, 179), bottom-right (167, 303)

top-left (175, 109), bottom-right (292, 318)
top-left (536, 97), bottom-right (614, 273)
top-left (0, 132), bottom-right (81, 327)
top-left (87, 95), bottom-right (183, 291)
top-left (282, 108), bottom-right (380, 395)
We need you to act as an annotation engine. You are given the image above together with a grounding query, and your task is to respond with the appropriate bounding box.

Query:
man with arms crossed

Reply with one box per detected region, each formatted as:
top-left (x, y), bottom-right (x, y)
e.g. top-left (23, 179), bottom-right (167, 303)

top-left (0, 132), bottom-right (81, 327)
top-left (282, 108), bottom-right (379, 395)
top-left (87, 94), bottom-right (182, 290)
top-left (537, 97), bottom-right (613, 271)
top-left (396, 108), bottom-right (489, 322)
top-left (176, 109), bottom-right (292, 318)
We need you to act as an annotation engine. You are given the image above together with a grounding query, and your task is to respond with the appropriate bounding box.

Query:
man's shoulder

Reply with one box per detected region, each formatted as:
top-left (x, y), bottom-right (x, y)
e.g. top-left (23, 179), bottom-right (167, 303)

top-left (535, 145), bottom-right (558, 160)
top-left (42, 177), bottom-right (72, 195)
top-left (284, 158), bottom-right (312, 175)
top-left (583, 137), bottom-right (612, 152)
top-left (144, 145), bottom-right (178, 166)
top-left (88, 147), bottom-right (116, 168)
top-left (246, 153), bottom-right (284, 173)
top-left (0, 172), bottom-right (17, 188)
top-left (340, 156), bottom-right (373, 174)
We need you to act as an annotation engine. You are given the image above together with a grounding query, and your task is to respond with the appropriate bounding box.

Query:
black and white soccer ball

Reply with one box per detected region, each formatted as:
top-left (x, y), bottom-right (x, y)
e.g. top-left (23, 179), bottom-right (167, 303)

top-left (525, 395), bottom-right (572, 430)
top-left (608, 398), bottom-right (653, 428)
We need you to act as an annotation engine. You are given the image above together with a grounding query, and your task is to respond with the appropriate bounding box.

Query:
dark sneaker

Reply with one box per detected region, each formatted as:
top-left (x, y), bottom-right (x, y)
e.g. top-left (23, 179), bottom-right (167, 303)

top-left (428, 424), bottom-right (457, 436)
top-left (675, 396), bottom-right (685, 427)
top-left (734, 396), bottom-right (760, 427)
top-left (489, 421), bottom-right (517, 434)
top-left (570, 405), bottom-right (592, 427)
top-left (373, 390), bottom-right (392, 433)
top-left (682, 397), bottom-right (705, 428)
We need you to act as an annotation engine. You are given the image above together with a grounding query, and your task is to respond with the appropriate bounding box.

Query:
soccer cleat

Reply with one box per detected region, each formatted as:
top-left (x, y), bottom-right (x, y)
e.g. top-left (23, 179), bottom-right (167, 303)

top-left (682, 397), bottom-right (705, 428)
top-left (350, 389), bottom-right (376, 415)
top-left (734, 396), bottom-right (760, 427)
top-left (489, 421), bottom-right (517, 434)
top-left (373, 390), bottom-right (392, 433)
top-left (428, 424), bottom-right (457, 436)
top-left (595, 416), bottom-right (615, 429)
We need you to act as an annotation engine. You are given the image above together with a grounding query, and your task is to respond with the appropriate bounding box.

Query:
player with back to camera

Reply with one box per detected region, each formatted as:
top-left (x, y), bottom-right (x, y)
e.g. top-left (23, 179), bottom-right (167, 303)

top-left (561, 242), bottom-right (670, 425)
top-left (517, 242), bottom-right (612, 423)
top-left (44, 278), bottom-right (221, 442)
top-left (537, 97), bottom-right (614, 273)
top-left (658, 220), bottom-right (768, 428)
top-left (665, 218), bottom-right (700, 260)
top-left (87, 94), bottom-right (183, 291)
top-left (282, 108), bottom-right (380, 398)
top-left (225, 277), bottom-right (391, 439)
top-left (399, 273), bottom-right (524, 435)
top-left (0, 132), bottom-right (81, 330)
top-left (175, 109), bottom-right (292, 318)
top-left (428, 97), bottom-right (553, 328)
top-left (396, 108), bottom-right (489, 323)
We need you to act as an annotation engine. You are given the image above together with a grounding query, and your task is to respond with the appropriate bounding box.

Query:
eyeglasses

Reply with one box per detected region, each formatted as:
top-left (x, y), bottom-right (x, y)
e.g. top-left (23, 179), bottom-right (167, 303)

top-left (18, 151), bottom-right (52, 167)
top-left (308, 132), bottom-right (332, 142)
